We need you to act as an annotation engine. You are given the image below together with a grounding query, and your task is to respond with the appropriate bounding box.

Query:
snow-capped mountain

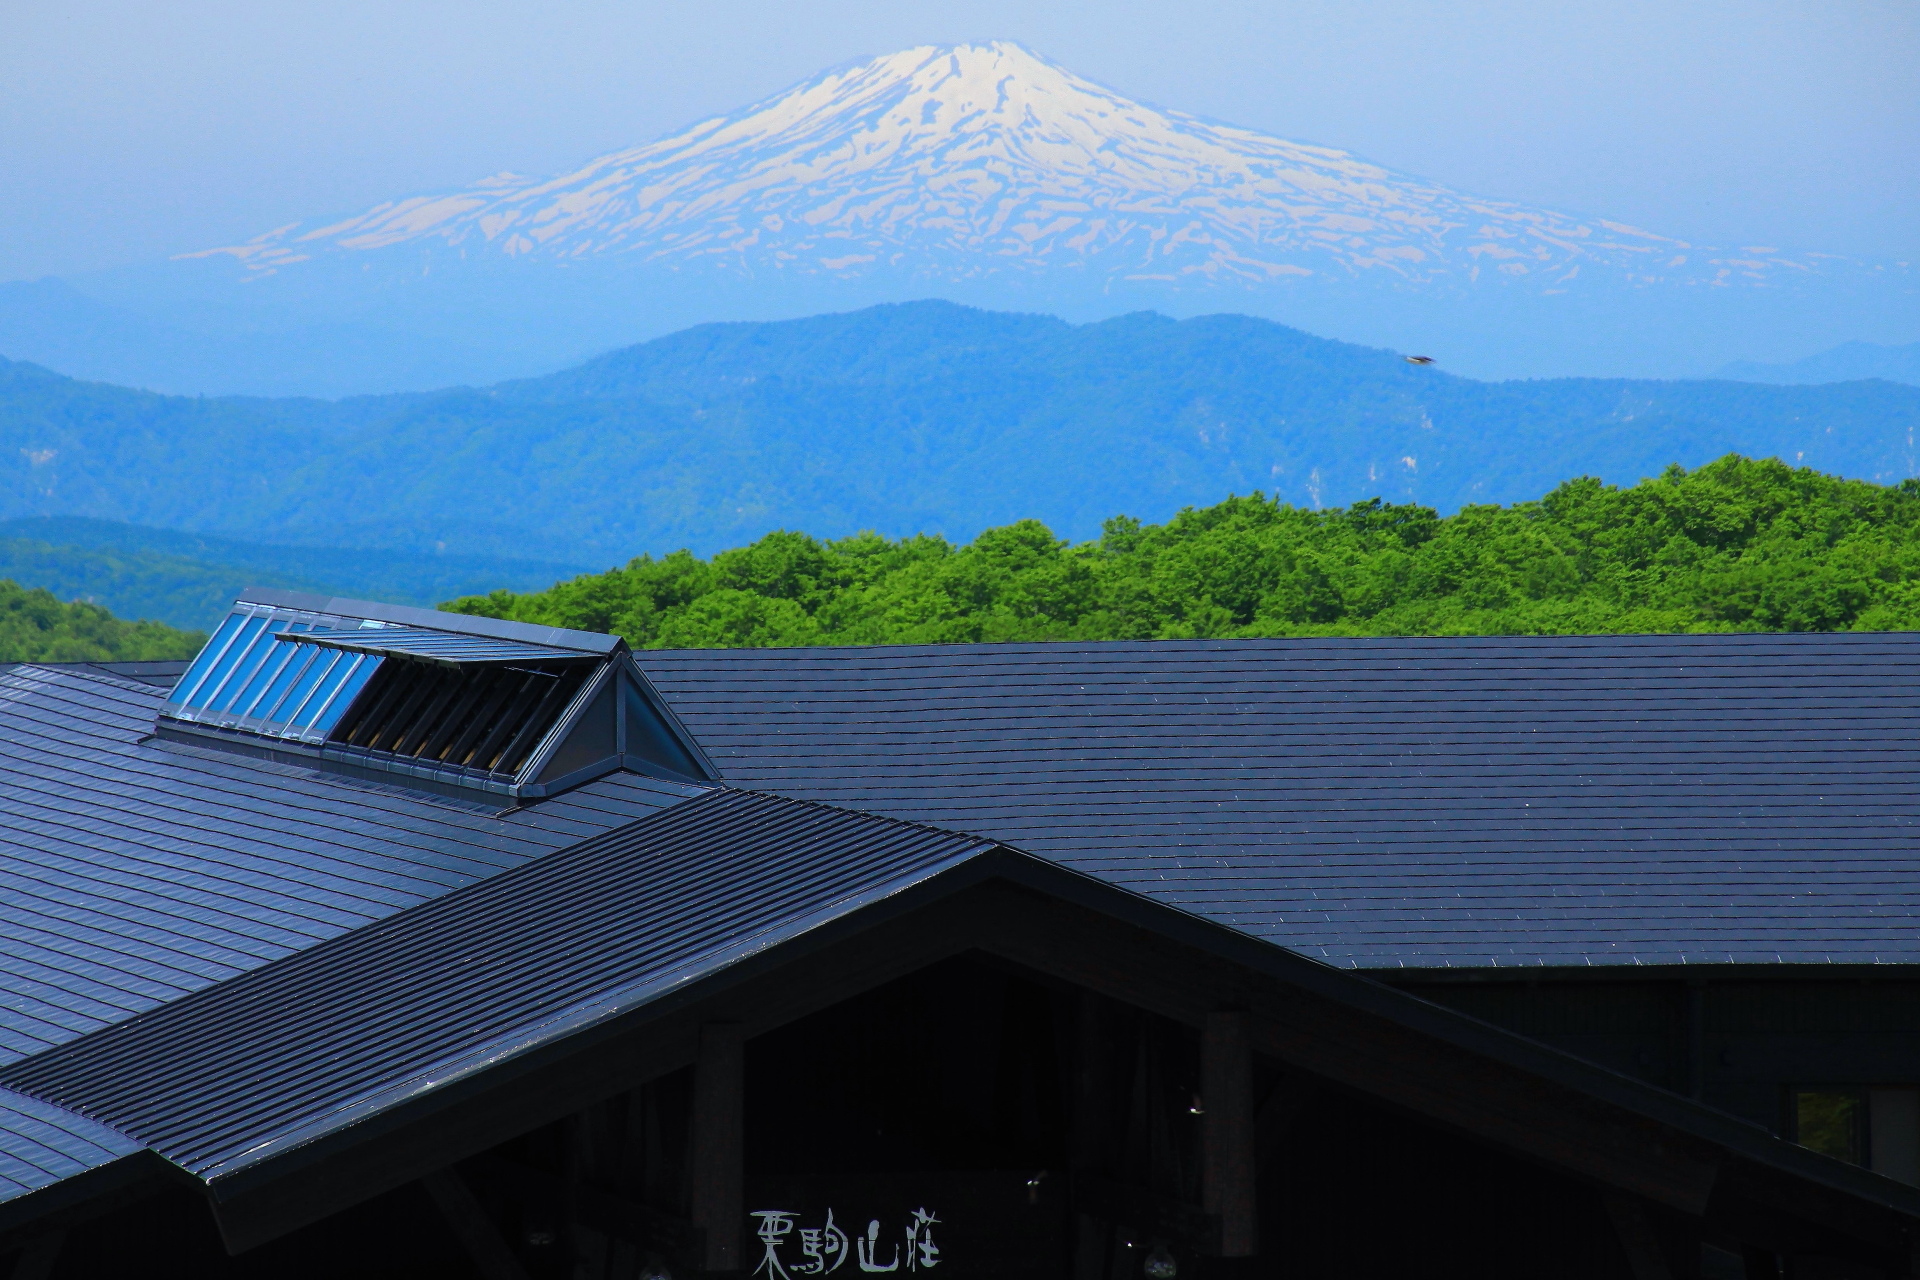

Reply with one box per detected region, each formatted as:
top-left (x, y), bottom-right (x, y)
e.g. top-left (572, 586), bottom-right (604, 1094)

top-left (188, 42), bottom-right (1806, 294)
top-left (15, 41), bottom-right (1902, 396)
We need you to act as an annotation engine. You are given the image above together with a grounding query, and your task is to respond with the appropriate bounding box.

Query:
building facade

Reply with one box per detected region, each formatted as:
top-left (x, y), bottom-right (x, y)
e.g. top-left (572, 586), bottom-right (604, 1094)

top-left (1, 590), bottom-right (1917, 1279)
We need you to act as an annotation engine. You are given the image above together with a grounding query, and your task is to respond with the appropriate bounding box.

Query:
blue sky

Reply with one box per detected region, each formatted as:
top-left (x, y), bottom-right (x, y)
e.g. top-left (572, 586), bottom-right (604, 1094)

top-left (3, 0), bottom-right (1915, 281)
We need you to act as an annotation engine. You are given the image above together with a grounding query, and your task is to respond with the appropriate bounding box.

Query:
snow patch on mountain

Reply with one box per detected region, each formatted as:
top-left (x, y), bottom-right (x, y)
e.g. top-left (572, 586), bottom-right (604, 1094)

top-left (185, 42), bottom-right (1816, 294)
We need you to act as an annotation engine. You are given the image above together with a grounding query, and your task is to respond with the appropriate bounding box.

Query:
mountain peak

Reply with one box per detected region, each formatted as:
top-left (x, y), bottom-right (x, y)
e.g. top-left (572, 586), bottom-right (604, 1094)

top-left (187, 41), bottom-right (1820, 297)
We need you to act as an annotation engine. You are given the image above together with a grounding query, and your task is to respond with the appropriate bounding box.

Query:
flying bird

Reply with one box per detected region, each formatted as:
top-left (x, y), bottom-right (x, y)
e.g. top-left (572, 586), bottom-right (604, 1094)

top-left (1405, 355), bottom-right (1436, 365)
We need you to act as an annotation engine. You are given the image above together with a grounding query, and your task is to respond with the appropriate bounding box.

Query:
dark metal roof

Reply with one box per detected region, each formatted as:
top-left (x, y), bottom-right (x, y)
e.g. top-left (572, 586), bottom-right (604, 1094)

top-left (0, 1087), bottom-right (140, 1204)
top-left (0, 662), bottom-right (706, 1066)
top-left (5, 787), bottom-right (1916, 1241)
top-left (34, 661), bottom-right (190, 689)
top-left (632, 633), bottom-right (1920, 971)
top-left (287, 627), bottom-right (593, 666)
top-left (0, 789), bottom-right (992, 1181)
top-left (236, 589), bottom-right (616, 655)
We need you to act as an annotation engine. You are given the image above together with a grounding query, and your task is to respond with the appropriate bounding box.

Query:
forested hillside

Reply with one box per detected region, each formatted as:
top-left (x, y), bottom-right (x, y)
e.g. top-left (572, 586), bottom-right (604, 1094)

top-left (6, 303), bottom-right (1920, 564)
top-left (0, 580), bottom-right (203, 663)
top-left (446, 457), bottom-right (1920, 645)
top-left (0, 517), bottom-right (584, 631)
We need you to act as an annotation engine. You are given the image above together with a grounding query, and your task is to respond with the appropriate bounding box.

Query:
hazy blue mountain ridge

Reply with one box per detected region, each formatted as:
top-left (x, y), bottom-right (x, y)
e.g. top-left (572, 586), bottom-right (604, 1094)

top-left (4, 43), bottom-right (1910, 395)
top-left (0, 517), bottom-right (584, 630)
top-left (3, 302), bottom-right (1918, 570)
top-left (1720, 341), bottom-right (1920, 387)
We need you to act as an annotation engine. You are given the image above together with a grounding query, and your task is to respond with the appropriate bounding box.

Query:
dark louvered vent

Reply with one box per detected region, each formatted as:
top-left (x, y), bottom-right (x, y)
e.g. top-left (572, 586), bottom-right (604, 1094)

top-left (327, 659), bottom-right (593, 778)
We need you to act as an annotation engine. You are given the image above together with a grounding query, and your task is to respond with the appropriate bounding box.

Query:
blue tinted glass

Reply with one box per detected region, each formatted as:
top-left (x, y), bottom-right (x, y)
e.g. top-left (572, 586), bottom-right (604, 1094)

top-left (281, 650), bottom-right (346, 728)
top-left (172, 612), bottom-right (249, 708)
top-left (310, 654), bottom-right (382, 733)
top-left (195, 615), bottom-right (270, 711)
top-left (252, 642), bottom-right (322, 725)
top-left (294, 652), bottom-right (374, 732)
top-left (219, 620), bottom-right (296, 715)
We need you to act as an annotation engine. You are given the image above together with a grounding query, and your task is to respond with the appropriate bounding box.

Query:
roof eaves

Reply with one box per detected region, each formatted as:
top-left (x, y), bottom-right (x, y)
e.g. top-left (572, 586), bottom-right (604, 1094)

top-left (234, 588), bottom-right (619, 656)
top-left (192, 836), bottom-right (1920, 1224)
top-left (196, 828), bottom-right (1000, 1187)
top-left (0, 1087), bottom-right (159, 1235)
top-left (966, 852), bottom-right (1920, 1221)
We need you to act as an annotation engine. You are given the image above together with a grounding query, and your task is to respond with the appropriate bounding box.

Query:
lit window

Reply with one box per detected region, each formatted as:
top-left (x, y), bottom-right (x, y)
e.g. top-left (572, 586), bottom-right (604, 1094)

top-left (1792, 1086), bottom-right (1920, 1185)
top-left (1793, 1089), bottom-right (1862, 1164)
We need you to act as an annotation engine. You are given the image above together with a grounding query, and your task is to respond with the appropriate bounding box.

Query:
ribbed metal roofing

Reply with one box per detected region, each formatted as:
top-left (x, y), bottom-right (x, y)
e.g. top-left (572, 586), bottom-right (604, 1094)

top-left (0, 1086), bottom-right (141, 1204)
top-left (0, 789), bottom-right (992, 1180)
top-left (0, 663), bottom-right (706, 1066)
top-left (289, 627), bottom-right (593, 666)
top-left (633, 633), bottom-right (1920, 970)
top-left (236, 589), bottom-right (616, 655)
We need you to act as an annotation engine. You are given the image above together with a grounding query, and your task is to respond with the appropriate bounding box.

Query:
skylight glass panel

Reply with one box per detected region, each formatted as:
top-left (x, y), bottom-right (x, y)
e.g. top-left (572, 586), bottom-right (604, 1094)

top-left (165, 603), bottom-right (387, 741)
top-left (159, 595), bottom-right (664, 795)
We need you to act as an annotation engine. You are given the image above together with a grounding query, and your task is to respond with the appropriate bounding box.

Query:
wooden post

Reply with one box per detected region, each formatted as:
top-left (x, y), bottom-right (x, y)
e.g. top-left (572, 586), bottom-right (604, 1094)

top-left (1071, 991), bottom-right (1110, 1280)
top-left (690, 1022), bottom-right (744, 1273)
top-left (1201, 1008), bottom-right (1256, 1257)
top-left (11, 1231), bottom-right (64, 1280)
top-left (423, 1169), bottom-right (535, 1280)
top-left (1683, 981), bottom-right (1708, 1101)
top-left (1604, 1194), bottom-right (1675, 1280)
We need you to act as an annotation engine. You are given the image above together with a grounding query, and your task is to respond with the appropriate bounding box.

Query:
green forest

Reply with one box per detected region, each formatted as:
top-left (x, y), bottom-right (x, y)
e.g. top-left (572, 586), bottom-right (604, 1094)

top-left (10, 454), bottom-right (1920, 665)
top-left (445, 456), bottom-right (1920, 647)
top-left (0, 580), bottom-right (204, 663)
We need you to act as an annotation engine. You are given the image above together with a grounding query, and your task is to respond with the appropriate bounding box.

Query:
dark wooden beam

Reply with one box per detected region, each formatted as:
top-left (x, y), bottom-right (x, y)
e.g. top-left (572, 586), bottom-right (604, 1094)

top-left (422, 1169), bottom-right (533, 1280)
top-left (1070, 990), bottom-right (1111, 1280)
top-left (1254, 1075), bottom-right (1318, 1170)
top-left (206, 904), bottom-right (984, 1251)
top-left (962, 885), bottom-right (1725, 1215)
top-left (466, 1154), bottom-right (691, 1253)
top-left (689, 1022), bottom-right (743, 1274)
top-left (9, 1231), bottom-right (63, 1280)
top-left (201, 878), bottom-right (1907, 1264)
top-left (1605, 1194), bottom-right (1675, 1280)
top-left (1201, 1009), bottom-right (1256, 1257)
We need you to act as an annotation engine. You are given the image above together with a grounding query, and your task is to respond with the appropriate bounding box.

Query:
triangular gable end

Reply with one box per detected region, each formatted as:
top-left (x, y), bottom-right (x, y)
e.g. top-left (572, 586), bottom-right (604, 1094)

top-left (523, 656), bottom-right (717, 797)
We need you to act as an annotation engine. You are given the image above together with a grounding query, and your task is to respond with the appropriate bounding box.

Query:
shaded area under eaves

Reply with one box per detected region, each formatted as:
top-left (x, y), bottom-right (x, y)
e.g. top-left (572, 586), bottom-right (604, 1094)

top-left (0, 788), bottom-right (993, 1179)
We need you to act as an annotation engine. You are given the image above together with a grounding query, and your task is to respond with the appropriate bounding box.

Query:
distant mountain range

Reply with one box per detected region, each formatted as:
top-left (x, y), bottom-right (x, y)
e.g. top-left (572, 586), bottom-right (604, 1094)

top-left (2, 43), bottom-right (1910, 395)
top-left (0, 518), bottom-right (583, 631)
top-left (3, 302), bottom-right (1917, 582)
top-left (1720, 341), bottom-right (1920, 387)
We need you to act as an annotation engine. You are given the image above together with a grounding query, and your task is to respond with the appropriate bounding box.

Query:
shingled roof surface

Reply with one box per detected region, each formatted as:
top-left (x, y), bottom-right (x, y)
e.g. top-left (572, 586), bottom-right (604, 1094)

top-left (0, 1086), bottom-right (140, 1205)
top-left (635, 633), bottom-right (1920, 970)
top-left (0, 789), bottom-right (992, 1182)
top-left (0, 663), bottom-right (706, 1066)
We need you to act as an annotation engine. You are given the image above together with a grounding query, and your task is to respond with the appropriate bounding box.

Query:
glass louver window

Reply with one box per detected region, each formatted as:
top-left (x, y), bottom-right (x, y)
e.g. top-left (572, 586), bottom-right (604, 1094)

top-left (165, 605), bottom-right (385, 741)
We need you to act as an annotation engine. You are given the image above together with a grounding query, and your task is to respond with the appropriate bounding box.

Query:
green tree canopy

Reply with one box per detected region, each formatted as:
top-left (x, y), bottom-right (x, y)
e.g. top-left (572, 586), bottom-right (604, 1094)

top-left (0, 580), bottom-right (204, 663)
top-left (443, 456), bottom-right (1920, 647)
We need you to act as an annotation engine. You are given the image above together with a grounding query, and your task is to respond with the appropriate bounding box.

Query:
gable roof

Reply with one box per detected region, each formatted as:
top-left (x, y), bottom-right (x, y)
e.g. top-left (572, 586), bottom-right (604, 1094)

top-left (1, 789), bottom-right (993, 1185)
top-left (3, 785), bottom-right (1915, 1259)
top-left (633, 632), bottom-right (1920, 970)
top-left (0, 662), bottom-right (705, 1066)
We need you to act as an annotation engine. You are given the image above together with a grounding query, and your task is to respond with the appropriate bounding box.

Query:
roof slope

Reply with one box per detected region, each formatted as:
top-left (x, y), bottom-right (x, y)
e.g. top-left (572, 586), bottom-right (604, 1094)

top-left (6, 781), bottom-right (1917, 1250)
top-left (0, 663), bottom-right (704, 1065)
top-left (0, 1086), bottom-right (140, 1204)
top-left (634, 633), bottom-right (1920, 970)
top-left (0, 789), bottom-right (990, 1181)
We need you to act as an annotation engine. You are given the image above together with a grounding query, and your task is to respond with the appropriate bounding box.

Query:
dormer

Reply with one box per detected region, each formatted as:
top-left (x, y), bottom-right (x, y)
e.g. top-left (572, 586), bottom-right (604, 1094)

top-left (155, 589), bottom-right (716, 801)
